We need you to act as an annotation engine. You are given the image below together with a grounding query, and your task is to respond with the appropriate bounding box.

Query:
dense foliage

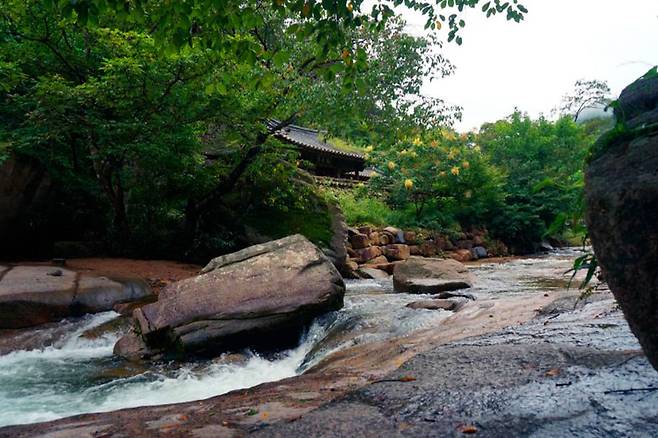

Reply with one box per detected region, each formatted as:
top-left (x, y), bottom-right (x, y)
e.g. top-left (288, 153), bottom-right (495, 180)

top-left (347, 111), bottom-right (604, 252)
top-left (1, 0), bottom-right (603, 259)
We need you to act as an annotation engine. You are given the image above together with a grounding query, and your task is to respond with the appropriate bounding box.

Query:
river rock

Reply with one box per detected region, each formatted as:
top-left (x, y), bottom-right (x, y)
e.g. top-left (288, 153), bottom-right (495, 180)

top-left (448, 249), bottom-right (473, 262)
top-left (357, 267), bottom-right (390, 280)
top-left (349, 232), bottom-right (370, 249)
top-left (393, 257), bottom-right (474, 294)
top-left (406, 299), bottom-right (459, 311)
top-left (354, 246), bottom-right (383, 263)
top-left (114, 235), bottom-right (345, 361)
top-left (585, 75), bottom-right (658, 370)
top-left (472, 246), bottom-right (488, 259)
top-left (382, 244), bottom-right (410, 261)
top-left (0, 266), bottom-right (152, 329)
top-left (383, 226), bottom-right (404, 243)
top-left (364, 261), bottom-right (401, 275)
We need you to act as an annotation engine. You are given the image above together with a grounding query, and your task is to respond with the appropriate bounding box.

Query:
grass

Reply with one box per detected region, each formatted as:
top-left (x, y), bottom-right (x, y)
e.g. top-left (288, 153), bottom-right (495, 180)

top-left (333, 190), bottom-right (394, 227)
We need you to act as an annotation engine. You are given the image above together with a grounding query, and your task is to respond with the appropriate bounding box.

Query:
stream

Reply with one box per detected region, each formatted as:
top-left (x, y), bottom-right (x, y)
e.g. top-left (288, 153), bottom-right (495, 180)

top-left (0, 250), bottom-right (587, 428)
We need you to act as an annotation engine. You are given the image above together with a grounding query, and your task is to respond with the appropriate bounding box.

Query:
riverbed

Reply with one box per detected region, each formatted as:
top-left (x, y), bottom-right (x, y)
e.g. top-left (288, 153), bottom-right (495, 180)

top-left (0, 249), bottom-right (609, 428)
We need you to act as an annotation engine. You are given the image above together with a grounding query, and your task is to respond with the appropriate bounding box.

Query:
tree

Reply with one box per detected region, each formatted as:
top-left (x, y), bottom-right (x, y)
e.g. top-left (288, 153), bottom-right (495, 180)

top-left (369, 129), bottom-right (504, 229)
top-left (477, 111), bottom-right (597, 250)
top-left (558, 79), bottom-right (612, 122)
top-left (281, 17), bottom-right (460, 147)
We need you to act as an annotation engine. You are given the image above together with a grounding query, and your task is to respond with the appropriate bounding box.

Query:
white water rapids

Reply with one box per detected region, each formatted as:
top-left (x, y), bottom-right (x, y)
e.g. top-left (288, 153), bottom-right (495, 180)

top-left (0, 250), bottom-right (584, 428)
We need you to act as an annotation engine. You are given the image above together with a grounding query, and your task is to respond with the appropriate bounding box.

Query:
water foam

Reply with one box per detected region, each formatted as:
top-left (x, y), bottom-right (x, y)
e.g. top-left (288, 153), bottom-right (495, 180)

top-left (0, 313), bottom-right (326, 427)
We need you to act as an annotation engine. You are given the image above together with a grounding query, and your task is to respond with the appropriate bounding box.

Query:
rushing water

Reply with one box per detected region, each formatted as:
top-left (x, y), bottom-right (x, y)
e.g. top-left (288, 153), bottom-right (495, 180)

top-left (0, 249), bottom-right (584, 427)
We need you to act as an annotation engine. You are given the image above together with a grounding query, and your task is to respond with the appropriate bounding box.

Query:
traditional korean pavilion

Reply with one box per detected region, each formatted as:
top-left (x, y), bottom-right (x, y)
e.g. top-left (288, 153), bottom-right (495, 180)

top-left (268, 121), bottom-right (367, 181)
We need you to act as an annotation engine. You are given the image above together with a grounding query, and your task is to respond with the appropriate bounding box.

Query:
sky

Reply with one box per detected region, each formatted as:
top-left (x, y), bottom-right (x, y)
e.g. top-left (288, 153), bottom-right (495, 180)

top-left (399, 0), bottom-right (658, 131)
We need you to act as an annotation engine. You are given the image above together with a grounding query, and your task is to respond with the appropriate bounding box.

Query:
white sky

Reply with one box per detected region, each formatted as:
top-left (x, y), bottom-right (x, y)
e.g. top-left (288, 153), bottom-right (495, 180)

top-left (400, 0), bottom-right (658, 131)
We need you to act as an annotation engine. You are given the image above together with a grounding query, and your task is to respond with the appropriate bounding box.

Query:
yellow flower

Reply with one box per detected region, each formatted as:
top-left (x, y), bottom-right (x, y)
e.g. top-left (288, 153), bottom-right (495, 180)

top-left (404, 179), bottom-right (414, 190)
top-left (473, 145), bottom-right (481, 153)
top-left (451, 166), bottom-right (460, 176)
top-left (365, 145), bottom-right (374, 153)
top-left (462, 160), bottom-right (470, 169)
top-left (347, 2), bottom-right (354, 12)
top-left (400, 149), bottom-right (408, 156)
top-left (412, 137), bottom-right (422, 146)
top-left (430, 140), bottom-right (439, 147)
top-left (387, 161), bottom-right (396, 170)
top-left (441, 129), bottom-right (456, 141)
top-left (439, 171), bottom-right (447, 177)
top-left (464, 190), bottom-right (472, 199)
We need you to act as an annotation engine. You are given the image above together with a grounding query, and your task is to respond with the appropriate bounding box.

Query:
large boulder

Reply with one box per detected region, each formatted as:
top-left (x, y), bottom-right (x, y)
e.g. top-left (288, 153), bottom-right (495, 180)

top-left (0, 266), bottom-right (152, 329)
top-left (585, 70), bottom-right (658, 370)
top-left (393, 257), bottom-right (474, 294)
top-left (114, 235), bottom-right (345, 361)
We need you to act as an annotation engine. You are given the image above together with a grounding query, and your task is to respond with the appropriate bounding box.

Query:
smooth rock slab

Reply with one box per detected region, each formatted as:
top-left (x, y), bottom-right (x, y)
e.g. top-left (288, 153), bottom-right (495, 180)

top-left (393, 257), bottom-right (474, 294)
top-left (0, 266), bottom-right (152, 329)
top-left (115, 235), bottom-right (345, 361)
top-left (406, 299), bottom-right (459, 311)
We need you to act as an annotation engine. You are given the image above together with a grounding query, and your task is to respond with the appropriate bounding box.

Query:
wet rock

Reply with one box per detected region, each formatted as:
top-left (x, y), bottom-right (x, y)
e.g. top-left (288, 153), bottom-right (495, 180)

top-left (79, 316), bottom-right (133, 340)
top-left (341, 260), bottom-right (361, 280)
top-left (431, 291), bottom-right (477, 301)
top-left (393, 257), bottom-right (474, 294)
top-left (357, 267), bottom-right (390, 280)
top-left (406, 299), bottom-right (460, 311)
top-left (93, 362), bottom-right (149, 381)
top-left (539, 241), bottom-right (554, 252)
top-left (0, 266), bottom-right (153, 329)
top-left (115, 235), bottom-right (345, 361)
top-left (382, 244), bottom-right (410, 261)
top-left (586, 78), bottom-right (658, 370)
top-left (212, 353), bottom-right (250, 367)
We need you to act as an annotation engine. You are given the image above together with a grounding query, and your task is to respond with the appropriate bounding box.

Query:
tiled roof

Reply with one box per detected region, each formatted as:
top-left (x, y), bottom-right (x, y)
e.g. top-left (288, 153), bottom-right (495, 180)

top-left (267, 120), bottom-right (365, 161)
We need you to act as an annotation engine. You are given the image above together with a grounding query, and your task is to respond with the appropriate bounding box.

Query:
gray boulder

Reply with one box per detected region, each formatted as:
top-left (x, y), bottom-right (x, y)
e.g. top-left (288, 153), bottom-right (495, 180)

top-left (472, 246), bottom-right (488, 259)
top-left (586, 126), bottom-right (658, 369)
top-left (393, 257), bottom-right (474, 294)
top-left (115, 235), bottom-right (345, 361)
top-left (0, 266), bottom-right (152, 329)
